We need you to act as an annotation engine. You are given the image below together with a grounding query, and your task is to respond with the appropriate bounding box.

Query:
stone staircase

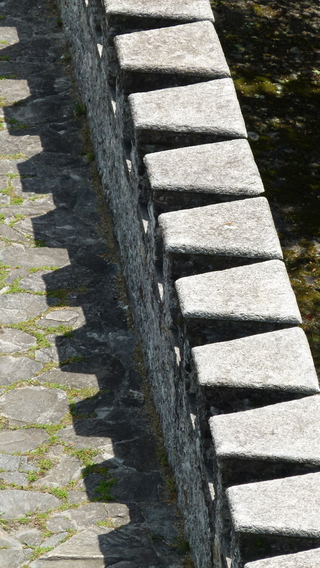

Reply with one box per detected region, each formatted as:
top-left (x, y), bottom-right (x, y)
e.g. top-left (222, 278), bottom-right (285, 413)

top-left (58, 0), bottom-right (320, 566)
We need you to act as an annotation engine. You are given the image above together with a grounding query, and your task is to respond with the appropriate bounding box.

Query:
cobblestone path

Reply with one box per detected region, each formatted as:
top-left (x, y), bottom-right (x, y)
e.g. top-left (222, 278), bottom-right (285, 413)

top-left (0, 1), bottom-right (187, 567)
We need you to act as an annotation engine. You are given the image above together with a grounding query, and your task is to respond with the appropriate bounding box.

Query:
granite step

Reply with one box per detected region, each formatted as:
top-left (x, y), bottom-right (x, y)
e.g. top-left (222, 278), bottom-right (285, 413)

top-left (144, 140), bottom-right (264, 212)
top-left (114, 21), bottom-right (230, 93)
top-left (227, 473), bottom-right (320, 565)
top-left (244, 548), bottom-right (320, 568)
top-left (105, 0), bottom-right (214, 35)
top-left (210, 394), bottom-right (320, 486)
top-left (175, 260), bottom-right (301, 345)
top-left (158, 197), bottom-right (282, 279)
top-left (129, 79), bottom-right (247, 156)
top-left (192, 328), bottom-right (319, 412)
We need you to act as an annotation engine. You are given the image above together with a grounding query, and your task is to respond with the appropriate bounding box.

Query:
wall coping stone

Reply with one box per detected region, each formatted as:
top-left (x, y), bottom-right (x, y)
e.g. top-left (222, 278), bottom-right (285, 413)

top-left (227, 472), bottom-right (320, 537)
top-left (129, 79), bottom-right (247, 141)
top-left (115, 21), bottom-right (229, 78)
top-left (210, 394), bottom-right (320, 464)
top-left (192, 327), bottom-right (319, 394)
top-left (244, 548), bottom-right (320, 567)
top-left (144, 139), bottom-right (264, 200)
top-left (175, 260), bottom-right (302, 324)
top-left (105, 0), bottom-right (215, 23)
top-left (158, 197), bottom-right (283, 259)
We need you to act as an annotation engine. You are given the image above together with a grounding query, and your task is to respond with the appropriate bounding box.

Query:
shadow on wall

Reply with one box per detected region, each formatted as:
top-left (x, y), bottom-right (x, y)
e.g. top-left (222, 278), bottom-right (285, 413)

top-left (0, 2), bottom-right (183, 565)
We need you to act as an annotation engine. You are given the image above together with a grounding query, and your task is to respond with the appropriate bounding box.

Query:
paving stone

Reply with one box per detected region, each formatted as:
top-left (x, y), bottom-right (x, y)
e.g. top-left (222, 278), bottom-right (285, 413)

top-left (227, 472), bottom-right (320, 537)
top-left (4, 268), bottom-right (29, 285)
top-left (46, 514), bottom-right (76, 533)
top-left (18, 269), bottom-right (63, 292)
top-left (0, 527), bottom-right (23, 549)
top-left (30, 560), bottom-right (106, 568)
top-left (0, 224), bottom-right (28, 243)
top-left (67, 490), bottom-right (88, 505)
top-left (0, 386), bottom-right (69, 425)
top-left (211, 395), bottom-right (320, 466)
top-left (0, 327), bottom-right (37, 353)
top-left (5, 93), bottom-right (74, 127)
top-left (37, 367), bottom-right (100, 390)
top-left (0, 489), bottom-right (60, 519)
top-left (57, 423), bottom-right (115, 456)
top-left (43, 526), bottom-right (112, 559)
top-left (0, 356), bottom-right (43, 385)
top-left (244, 548), bottom-right (320, 567)
top-left (130, 79), bottom-right (247, 149)
top-left (0, 454), bottom-right (21, 471)
top-left (0, 130), bottom-right (42, 157)
top-left (0, 293), bottom-right (49, 323)
top-left (145, 139), bottom-right (263, 200)
top-left (106, 0), bottom-right (214, 23)
top-left (15, 528), bottom-right (43, 547)
top-left (193, 327), bottom-right (319, 394)
top-left (159, 197), bottom-right (282, 260)
top-left (0, 428), bottom-right (49, 453)
top-left (36, 308), bottom-right (86, 329)
top-left (0, 549), bottom-right (32, 568)
top-left (0, 470), bottom-right (28, 485)
top-left (0, 244), bottom-right (70, 268)
top-left (176, 260), bottom-right (301, 324)
top-left (35, 455), bottom-right (82, 488)
top-left (42, 531), bottom-right (68, 548)
top-left (60, 503), bottom-right (117, 530)
top-left (115, 21), bottom-right (229, 87)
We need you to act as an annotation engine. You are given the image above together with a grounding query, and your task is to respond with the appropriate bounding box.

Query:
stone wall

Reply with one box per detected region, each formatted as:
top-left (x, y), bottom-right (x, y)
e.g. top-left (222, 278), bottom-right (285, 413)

top-left (56, 1), bottom-right (320, 567)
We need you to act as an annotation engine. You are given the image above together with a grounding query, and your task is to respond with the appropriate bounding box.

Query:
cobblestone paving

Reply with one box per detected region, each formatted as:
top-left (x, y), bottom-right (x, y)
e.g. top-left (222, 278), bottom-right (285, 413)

top-left (0, 1), bottom-right (188, 566)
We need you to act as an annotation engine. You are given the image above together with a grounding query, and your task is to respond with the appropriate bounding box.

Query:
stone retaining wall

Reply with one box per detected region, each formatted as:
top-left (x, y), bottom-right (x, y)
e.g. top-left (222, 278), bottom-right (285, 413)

top-left (56, 1), bottom-right (320, 566)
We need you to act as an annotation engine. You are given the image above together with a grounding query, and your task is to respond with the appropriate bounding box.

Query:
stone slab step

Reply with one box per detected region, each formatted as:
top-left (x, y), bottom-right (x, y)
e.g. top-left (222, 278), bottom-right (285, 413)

top-left (227, 472), bottom-right (320, 564)
top-left (129, 79), bottom-right (247, 154)
top-left (244, 548), bottom-right (320, 567)
top-left (106, 0), bottom-right (214, 35)
top-left (175, 260), bottom-right (301, 344)
top-left (115, 21), bottom-right (230, 92)
top-left (210, 394), bottom-right (320, 485)
top-left (192, 328), bottom-right (319, 412)
top-left (144, 139), bottom-right (264, 212)
top-left (159, 197), bottom-right (282, 278)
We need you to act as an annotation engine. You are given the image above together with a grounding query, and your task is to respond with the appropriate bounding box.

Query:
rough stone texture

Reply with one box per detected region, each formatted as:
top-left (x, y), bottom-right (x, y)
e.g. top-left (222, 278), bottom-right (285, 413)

top-left (15, 528), bottom-right (43, 547)
top-left (0, 224), bottom-right (28, 243)
top-left (37, 367), bottom-right (100, 389)
top-left (4, 268), bottom-right (29, 285)
top-left (211, 395), bottom-right (320, 463)
top-left (0, 490), bottom-right (60, 520)
top-left (115, 21), bottom-right (229, 78)
top-left (105, 0), bottom-right (214, 22)
top-left (35, 455), bottom-right (82, 488)
top-left (30, 560), bottom-right (105, 568)
top-left (0, 327), bottom-right (37, 353)
top-left (0, 528), bottom-right (22, 549)
top-left (0, 293), bottom-right (49, 323)
top-left (0, 428), bottom-right (49, 453)
top-left (159, 197), bottom-right (282, 259)
top-left (193, 327), bottom-right (319, 393)
top-left (0, 550), bottom-right (32, 568)
top-left (176, 260), bottom-right (301, 323)
top-left (244, 548), bottom-right (320, 567)
top-left (129, 79), bottom-right (247, 143)
top-left (0, 386), bottom-right (69, 425)
top-left (36, 308), bottom-right (85, 328)
top-left (0, 356), bottom-right (43, 385)
top-left (0, 244), bottom-right (70, 268)
top-left (145, 139), bottom-right (263, 197)
top-left (227, 472), bottom-right (320, 536)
